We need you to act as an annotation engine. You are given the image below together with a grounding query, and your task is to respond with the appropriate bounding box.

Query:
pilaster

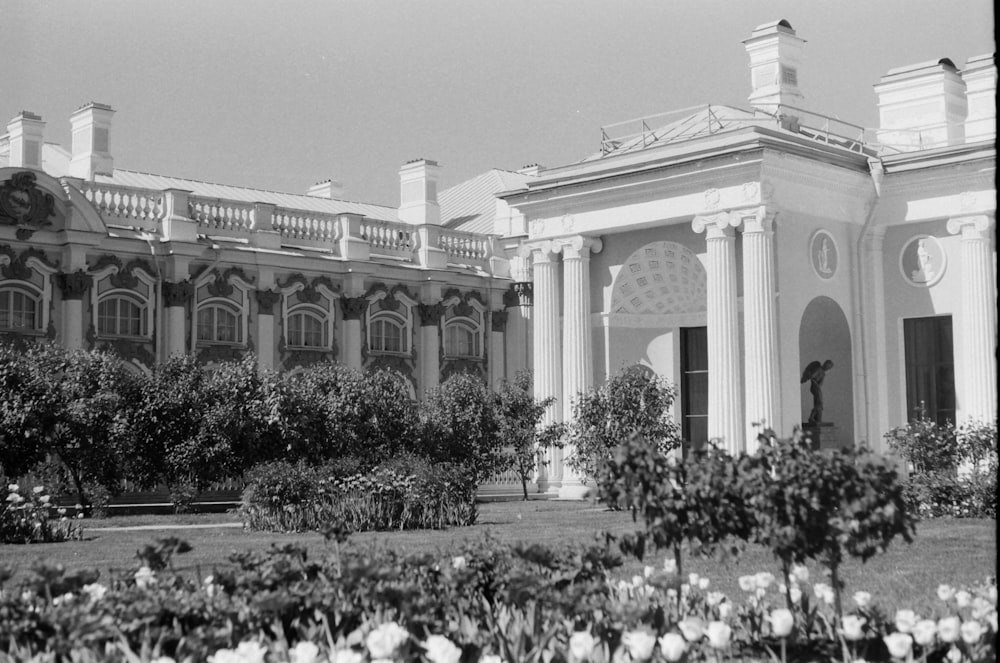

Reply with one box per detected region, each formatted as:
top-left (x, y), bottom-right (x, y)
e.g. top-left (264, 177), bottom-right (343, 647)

top-left (946, 214), bottom-right (997, 421)
top-left (340, 296), bottom-right (368, 371)
top-left (254, 289), bottom-right (280, 370)
top-left (162, 280), bottom-right (193, 357)
top-left (417, 302), bottom-right (445, 398)
top-left (56, 270), bottom-right (93, 349)
top-left (692, 212), bottom-right (745, 453)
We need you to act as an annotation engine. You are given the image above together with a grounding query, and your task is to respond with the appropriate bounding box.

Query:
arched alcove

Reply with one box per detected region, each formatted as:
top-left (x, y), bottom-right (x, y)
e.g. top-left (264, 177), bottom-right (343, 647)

top-left (798, 296), bottom-right (854, 448)
top-left (610, 241), bottom-right (707, 315)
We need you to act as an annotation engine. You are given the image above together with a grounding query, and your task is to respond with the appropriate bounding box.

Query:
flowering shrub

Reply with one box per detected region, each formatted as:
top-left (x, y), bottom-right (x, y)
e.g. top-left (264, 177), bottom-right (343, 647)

top-left (0, 535), bottom-right (994, 662)
top-left (239, 456), bottom-right (477, 532)
top-left (0, 483), bottom-right (82, 543)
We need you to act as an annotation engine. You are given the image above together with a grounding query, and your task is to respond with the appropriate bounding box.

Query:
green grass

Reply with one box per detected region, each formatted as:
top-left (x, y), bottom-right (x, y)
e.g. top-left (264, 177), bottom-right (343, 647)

top-left (1, 501), bottom-right (994, 615)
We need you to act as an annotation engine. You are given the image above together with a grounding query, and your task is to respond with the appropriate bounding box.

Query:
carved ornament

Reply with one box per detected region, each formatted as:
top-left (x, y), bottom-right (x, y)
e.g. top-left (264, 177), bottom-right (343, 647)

top-left (254, 289), bottom-right (280, 315)
top-left (340, 296), bottom-right (368, 321)
top-left (56, 270), bottom-right (93, 300)
top-left (490, 310), bottom-right (508, 332)
top-left (417, 302), bottom-right (445, 326)
top-left (163, 281), bottom-right (194, 307)
top-left (0, 172), bottom-right (55, 240)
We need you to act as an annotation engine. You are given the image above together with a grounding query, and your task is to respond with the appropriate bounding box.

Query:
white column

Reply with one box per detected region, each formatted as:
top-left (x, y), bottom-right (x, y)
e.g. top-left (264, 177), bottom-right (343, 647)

top-left (863, 227), bottom-right (890, 451)
top-left (947, 215), bottom-right (997, 421)
top-left (560, 236), bottom-right (602, 498)
top-left (531, 242), bottom-right (562, 492)
top-left (738, 208), bottom-right (779, 451)
top-left (489, 310), bottom-right (507, 389)
top-left (254, 290), bottom-right (279, 371)
top-left (693, 213), bottom-right (745, 454)
top-left (162, 281), bottom-right (192, 357)
top-left (417, 303), bottom-right (443, 398)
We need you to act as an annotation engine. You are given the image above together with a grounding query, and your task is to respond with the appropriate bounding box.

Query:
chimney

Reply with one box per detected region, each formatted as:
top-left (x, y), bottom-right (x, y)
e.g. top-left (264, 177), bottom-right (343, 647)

top-left (743, 20), bottom-right (806, 119)
top-left (962, 54), bottom-right (997, 143)
top-left (5, 111), bottom-right (45, 169)
top-left (306, 179), bottom-right (345, 199)
top-left (874, 58), bottom-right (967, 151)
top-left (517, 163), bottom-right (544, 177)
top-left (398, 158), bottom-right (440, 225)
top-left (69, 102), bottom-right (115, 179)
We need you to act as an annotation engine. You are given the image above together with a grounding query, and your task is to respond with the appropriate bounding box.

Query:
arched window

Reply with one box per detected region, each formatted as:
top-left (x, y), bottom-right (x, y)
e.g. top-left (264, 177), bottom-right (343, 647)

top-left (444, 319), bottom-right (480, 358)
top-left (197, 303), bottom-right (241, 343)
top-left (0, 287), bottom-right (39, 331)
top-left (287, 310), bottom-right (327, 348)
top-left (370, 313), bottom-right (406, 353)
top-left (97, 295), bottom-right (146, 338)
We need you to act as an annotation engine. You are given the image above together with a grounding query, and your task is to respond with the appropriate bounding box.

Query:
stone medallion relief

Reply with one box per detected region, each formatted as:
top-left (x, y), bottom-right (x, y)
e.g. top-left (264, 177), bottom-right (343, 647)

top-left (899, 234), bottom-right (946, 287)
top-left (611, 241), bottom-right (707, 314)
top-left (810, 230), bottom-right (838, 280)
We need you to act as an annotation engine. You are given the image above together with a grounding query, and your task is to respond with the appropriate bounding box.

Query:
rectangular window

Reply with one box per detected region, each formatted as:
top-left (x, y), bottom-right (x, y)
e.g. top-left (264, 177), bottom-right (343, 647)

top-left (903, 316), bottom-right (955, 425)
top-left (681, 326), bottom-right (709, 453)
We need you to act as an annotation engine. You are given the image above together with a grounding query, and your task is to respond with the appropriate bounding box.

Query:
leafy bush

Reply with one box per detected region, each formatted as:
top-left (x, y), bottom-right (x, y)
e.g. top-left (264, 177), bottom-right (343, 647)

top-left (0, 483), bottom-right (82, 543)
top-left (494, 371), bottom-right (564, 500)
top-left (239, 455), bottom-right (477, 533)
top-left (566, 367), bottom-right (682, 482)
top-left (887, 417), bottom-right (997, 519)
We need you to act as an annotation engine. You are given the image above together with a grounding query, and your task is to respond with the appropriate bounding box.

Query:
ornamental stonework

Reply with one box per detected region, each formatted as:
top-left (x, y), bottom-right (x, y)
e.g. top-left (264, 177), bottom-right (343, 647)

top-left (340, 296), bottom-right (368, 321)
top-left (490, 310), bottom-right (508, 332)
top-left (56, 270), bottom-right (93, 300)
top-left (254, 289), bottom-right (280, 315)
top-left (163, 281), bottom-right (194, 307)
top-left (0, 171), bottom-right (56, 240)
top-left (417, 302), bottom-right (445, 326)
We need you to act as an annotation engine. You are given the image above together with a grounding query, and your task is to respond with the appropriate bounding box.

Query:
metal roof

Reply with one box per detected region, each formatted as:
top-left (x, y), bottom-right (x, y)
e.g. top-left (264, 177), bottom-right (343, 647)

top-left (439, 169), bottom-right (535, 234)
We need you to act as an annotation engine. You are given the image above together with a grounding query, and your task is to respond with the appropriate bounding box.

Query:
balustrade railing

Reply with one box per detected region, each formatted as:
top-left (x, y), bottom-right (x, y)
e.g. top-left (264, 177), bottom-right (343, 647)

top-left (361, 218), bottom-right (415, 260)
top-left (188, 196), bottom-right (256, 236)
top-left (82, 182), bottom-right (164, 231)
top-left (272, 208), bottom-right (341, 245)
top-left (438, 228), bottom-right (491, 262)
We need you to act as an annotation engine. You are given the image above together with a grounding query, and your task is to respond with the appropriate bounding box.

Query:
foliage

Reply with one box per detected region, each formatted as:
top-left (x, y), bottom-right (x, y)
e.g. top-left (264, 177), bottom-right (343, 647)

top-left (494, 371), bottom-right (564, 500)
top-left (239, 454), bottom-right (478, 533)
top-left (418, 373), bottom-right (506, 484)
top-left (887, 416), bottom-right (998, 520)
top-left (0, 483), bottom-right (82, 544)
top-left (0, 533), bottom-right (994, 662)
top-left (565, 367), bottom-right (682, 482)
top-left (0, 342), bottom-right (58, 478)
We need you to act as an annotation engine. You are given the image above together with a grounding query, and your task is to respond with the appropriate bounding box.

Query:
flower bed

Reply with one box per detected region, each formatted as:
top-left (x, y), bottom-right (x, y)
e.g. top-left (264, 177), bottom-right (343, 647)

top-left (0, 483), bottom-right (82, 544)
top-left (238, 457), bottom-right (478, 533)
top-left (0, 536), bottom-right (994, 662)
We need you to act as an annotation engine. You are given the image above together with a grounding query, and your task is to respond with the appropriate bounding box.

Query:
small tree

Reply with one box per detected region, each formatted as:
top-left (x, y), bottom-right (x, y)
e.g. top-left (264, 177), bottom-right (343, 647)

top-left (565, 367), bottom-right (681, 482)
top-left (418, 373), bottom-right (504, 485)
top-left (494, 371), bottom-right (564, 500)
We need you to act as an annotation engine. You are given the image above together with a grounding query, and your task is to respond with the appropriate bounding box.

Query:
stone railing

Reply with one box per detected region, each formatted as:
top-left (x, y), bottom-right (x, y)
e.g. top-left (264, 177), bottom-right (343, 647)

top-left (81, 182), bottom-right (165, 232)
top-left (78, 183), bottom-right (505, 274)
top-left (188, 196), bottom-right (256, 237)
top-left (361, 218), bottom-right (415, 261)
top-left (272, 207), bottom-right (341, 245)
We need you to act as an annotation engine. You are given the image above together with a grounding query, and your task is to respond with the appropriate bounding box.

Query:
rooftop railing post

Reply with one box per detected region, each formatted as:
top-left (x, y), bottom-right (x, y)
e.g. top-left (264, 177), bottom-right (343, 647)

top-left (339, 214), bottom-right (370, 261)
top-left (251, 202), bottom-right (280, 249)
top-left (416, 224), bottom-right (447, 269)
top-left (162, 189), bottom-right (197, 242)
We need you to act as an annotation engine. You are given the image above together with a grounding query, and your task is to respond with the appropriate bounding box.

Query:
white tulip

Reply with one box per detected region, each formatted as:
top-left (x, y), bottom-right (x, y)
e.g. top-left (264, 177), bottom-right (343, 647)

top-left (705, 621), bottom-right (732, 649)
top-left (769, 608), bottom-right (794, 638)
top-left (657, 633), bottom-right (686, 662)
top-left (568, 631), bottom-right (596, 662)
top-left (882, 633), bottom-right (912, 660)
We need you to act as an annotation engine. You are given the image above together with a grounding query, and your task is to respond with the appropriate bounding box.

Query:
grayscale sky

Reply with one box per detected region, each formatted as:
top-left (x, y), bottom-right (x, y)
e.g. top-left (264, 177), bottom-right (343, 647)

top-left (3, 0), bottom-right (994, 207)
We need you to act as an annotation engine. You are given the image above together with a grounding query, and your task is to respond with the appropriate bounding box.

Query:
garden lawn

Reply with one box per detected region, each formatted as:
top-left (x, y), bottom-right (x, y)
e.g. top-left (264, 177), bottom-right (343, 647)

top-left (0, 501), bottom-right (993, 616)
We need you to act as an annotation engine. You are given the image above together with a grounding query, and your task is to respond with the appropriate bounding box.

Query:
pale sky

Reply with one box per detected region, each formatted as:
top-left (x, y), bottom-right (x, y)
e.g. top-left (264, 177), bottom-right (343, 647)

top-left (3, 0), bottom-right (995, 207)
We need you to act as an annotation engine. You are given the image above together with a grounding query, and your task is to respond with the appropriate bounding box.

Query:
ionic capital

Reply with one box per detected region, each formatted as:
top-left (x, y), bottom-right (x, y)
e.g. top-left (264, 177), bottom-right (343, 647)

top-left (526, 240), bottom-right (561, 265)
top-left (558, 235), bottom-right (603, 260)
top-left (692, 211), bottom-right (739, 240)
top-left (732, 206), bottom-right (777, 234)
top-left (946, 214), bottom-right (995, 240)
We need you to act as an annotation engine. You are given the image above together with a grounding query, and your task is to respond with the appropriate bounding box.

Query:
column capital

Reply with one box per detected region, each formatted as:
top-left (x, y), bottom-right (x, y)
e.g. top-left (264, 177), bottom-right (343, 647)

top-left (163, 280), bottom-right (193, 307)
top-left (491, 309), bottom-right (508, 332)
top-left (417, 302), bottom-right (445, 326)
top-left (503, 282), bottom-right (533, 308)
top-left (254, 289), bottom-right (280, 315)
top-left (340, 296), bottom-right (368, 321)
top-left (692, 211), bottom-right (739, 239)
top-left (55, 270), bottom-right (93, 300)
top-left (732, 206), bottom-right (777, 234)
top-left (557, 235), bottom-right (603, 260)
top-left (526, 240), bottom-right (562, 264)
top-left (947, 214), bottom-right (995, 239)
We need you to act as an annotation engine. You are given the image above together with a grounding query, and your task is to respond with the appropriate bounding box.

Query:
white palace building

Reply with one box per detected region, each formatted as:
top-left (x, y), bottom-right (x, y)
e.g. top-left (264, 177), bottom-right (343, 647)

top-left (1, 21), bottom-right (995, 497)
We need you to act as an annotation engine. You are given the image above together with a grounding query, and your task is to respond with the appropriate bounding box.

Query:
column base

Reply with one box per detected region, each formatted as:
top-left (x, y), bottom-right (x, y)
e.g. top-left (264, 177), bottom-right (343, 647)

top-left (557, 480), bottom-right (592, 500)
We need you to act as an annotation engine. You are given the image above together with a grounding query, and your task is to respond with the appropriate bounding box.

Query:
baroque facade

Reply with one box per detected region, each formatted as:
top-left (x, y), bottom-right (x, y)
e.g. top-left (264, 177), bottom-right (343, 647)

top-left (2, 20), bottom-right (995, 498)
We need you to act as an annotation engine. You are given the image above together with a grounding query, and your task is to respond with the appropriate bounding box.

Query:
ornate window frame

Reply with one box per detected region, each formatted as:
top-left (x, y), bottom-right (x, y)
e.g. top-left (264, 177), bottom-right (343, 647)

top-left (365, 284), bottom-right (416, 357)
top-left (89, 259), bottom-right (156, 341)
top-left (279, 275), bottom-right (338, 352)
top-left (0, 246), bottom-right (56, 335)
top-left (192, 268), bottom-right (252, 349)
top-left (441, 290), bottom-right (486, 360)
